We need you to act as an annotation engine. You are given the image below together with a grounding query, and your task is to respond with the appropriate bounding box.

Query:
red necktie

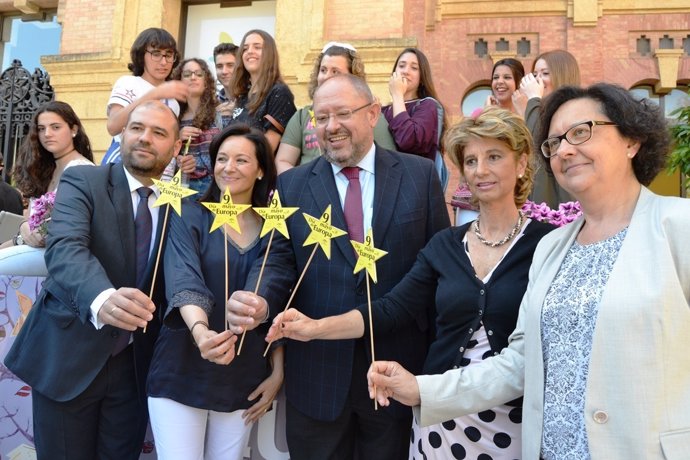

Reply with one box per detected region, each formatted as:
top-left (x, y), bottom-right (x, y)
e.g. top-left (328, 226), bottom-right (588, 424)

top-left (342, 167), bottom-right (364, 243)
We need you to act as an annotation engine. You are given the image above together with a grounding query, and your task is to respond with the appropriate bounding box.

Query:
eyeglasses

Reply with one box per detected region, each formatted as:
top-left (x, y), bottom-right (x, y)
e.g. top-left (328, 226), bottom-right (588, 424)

top-left (314, 103), bottom-right (373, 127)
top-left (181, 70), bottom-right (205, 79)
top-left (541, 120), bottom-right (618, 158)
top-left (145, 49), bottom-right (177, 63)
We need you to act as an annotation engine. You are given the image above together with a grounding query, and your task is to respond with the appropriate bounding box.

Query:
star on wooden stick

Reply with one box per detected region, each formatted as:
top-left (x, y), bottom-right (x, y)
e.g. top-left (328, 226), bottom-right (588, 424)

top-left (253, 190), bottom-right (299, 238)
top-left (202, 187), bottom-right (252, 233)
top-left (302, 205), bottom-right (347, 259)
top-left (151, 170), bottom-right (198, 216)
top-left (351, 229), bottom-right (388, 283)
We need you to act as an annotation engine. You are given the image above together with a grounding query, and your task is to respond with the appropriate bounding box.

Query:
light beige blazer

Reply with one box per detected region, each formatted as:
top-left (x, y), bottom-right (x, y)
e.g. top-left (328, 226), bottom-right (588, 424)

top-left (416, 187), bottom-right (690, 459)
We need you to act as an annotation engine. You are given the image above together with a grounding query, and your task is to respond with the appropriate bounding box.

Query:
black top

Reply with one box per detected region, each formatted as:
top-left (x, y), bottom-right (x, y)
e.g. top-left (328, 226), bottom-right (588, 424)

top-left (357, 219), bottom-right (555, 374)
top-left (227, 82), bottom-right (296, 134)
top-left (147, 200), bottom-right (271, 411)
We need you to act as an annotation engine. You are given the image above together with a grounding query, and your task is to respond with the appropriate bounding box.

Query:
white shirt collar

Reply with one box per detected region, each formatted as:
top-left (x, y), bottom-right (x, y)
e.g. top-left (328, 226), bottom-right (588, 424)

top-left (330, 143), bottom-right (376, 176)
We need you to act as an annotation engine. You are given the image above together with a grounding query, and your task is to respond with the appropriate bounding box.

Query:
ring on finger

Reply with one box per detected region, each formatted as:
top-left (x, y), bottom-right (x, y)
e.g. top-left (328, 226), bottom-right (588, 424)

top-left (111, 306), bottom-right (117, 314)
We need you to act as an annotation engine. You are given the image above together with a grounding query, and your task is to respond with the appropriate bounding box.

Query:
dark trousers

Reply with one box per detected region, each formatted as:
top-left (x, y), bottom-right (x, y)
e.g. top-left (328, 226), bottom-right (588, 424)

top-left (286, 340), bottom-right (411, 460)
top-left (32, 346), bottom-right (147, 460)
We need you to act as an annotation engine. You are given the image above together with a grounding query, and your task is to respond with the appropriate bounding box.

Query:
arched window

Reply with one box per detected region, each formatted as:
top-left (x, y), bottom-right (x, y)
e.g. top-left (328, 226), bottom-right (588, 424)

top-left (461, 86), bottom-right (491, 117)
top-left (630, 85), bottom-right (690, 118)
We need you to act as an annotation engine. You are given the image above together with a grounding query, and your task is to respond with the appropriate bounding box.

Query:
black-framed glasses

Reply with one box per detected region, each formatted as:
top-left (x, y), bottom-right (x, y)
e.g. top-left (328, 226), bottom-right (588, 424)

top-left (541, 120), bottom-right (617, 158)
top-left (145, 49), bottom-right (177, 63)
top-left (181, 70), bottom-right (205, 79)
top-left (314, 103), bottom-right (373, 127)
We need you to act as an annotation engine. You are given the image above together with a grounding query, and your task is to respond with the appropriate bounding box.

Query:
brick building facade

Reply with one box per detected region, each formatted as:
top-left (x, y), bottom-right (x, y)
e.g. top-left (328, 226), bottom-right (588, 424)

top-left (0, 0), bottom-right (688, 195)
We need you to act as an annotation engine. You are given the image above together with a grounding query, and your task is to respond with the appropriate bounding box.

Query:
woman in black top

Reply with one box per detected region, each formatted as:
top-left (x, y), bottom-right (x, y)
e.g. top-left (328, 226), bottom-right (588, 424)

top-left (225, 29), bottom-right (296, 154)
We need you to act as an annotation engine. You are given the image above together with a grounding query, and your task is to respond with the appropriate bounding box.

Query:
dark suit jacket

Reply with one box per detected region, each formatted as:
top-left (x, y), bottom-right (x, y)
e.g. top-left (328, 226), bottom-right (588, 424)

top-left (5, 163), bottom-right (163, 404)
top-left (250, 146), bottom-right (450, 421)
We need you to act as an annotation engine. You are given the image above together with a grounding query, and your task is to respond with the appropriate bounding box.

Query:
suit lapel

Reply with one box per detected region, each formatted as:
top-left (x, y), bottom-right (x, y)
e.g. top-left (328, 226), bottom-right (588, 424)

top-left (308, 158), bottom-right (357, 267)
top-left (371, 147), bottom-right (402, 251)
top-left (110, 164), bottom-right (136, 285)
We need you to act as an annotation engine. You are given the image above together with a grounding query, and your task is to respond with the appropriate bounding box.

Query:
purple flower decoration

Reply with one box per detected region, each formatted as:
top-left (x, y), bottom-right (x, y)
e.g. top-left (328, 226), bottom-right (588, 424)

top-left (28, 191), bottom-right (56, 236)
top-left (521, 200), bottom-right (582, 227)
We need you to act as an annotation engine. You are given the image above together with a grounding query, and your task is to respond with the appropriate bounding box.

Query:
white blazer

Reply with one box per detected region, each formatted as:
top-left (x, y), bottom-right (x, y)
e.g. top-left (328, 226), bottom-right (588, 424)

top-left (416, 187), bottom-right (690, 459)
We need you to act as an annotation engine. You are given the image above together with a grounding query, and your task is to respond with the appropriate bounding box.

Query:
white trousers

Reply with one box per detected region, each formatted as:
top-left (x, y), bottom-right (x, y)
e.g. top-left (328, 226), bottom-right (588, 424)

top-left (148, 397), bottom-right (251, 460)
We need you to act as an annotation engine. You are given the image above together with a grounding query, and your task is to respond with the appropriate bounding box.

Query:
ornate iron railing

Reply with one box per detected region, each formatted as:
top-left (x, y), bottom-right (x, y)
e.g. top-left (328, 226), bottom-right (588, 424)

top-left (0, 59), bottom-right (54, 182)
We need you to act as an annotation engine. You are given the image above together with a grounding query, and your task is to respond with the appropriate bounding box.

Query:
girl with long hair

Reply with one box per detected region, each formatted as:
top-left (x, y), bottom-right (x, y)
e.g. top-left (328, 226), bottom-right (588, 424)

top-left (226, 29), bottom-right (296, 154)
top-left (171, 58), bottom-right (220, 193)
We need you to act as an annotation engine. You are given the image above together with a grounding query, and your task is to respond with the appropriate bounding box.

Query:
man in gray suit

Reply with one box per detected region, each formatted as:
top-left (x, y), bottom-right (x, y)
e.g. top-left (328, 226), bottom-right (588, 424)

top-left (228, 74), bottom-right (449, 459)
top-left (5, 101), bottom-right (181, 460)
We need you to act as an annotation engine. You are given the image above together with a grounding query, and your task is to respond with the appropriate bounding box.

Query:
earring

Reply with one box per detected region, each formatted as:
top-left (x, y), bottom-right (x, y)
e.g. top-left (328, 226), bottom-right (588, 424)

top-left (257, 176), bottom-right (263, 180)
top-left (72, 133), bottom-right (76, 138)
top-left (518, 174), bottom-right (523, 179)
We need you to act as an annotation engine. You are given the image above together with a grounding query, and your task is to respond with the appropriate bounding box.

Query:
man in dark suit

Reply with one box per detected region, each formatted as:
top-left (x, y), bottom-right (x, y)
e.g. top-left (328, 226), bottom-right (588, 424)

top-left (4, 101), bottom-right (181, 460)
top-left (228, 74), bottom-right (450, 459)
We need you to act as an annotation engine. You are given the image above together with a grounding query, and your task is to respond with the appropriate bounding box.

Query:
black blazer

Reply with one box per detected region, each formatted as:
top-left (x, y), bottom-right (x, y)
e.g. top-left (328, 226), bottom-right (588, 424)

top-left (5, 163), bottom-right (164, 404)
top-left (249, 146), bottom-right (450, 421)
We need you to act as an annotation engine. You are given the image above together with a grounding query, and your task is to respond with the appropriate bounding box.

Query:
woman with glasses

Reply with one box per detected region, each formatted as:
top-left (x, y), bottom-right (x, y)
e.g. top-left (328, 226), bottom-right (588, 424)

top-left (367, 83), bottom-right (690, 459)
top-left (225, 29), bottom-right (296, 154)
top-left (265, 107), bottom-right (555, 459)
top-left (103, 28), bottom-right (188, 164)
top-left (170, 58), bottom-right (220, 192)
top-left (274, 42), bottom-right (396, 174)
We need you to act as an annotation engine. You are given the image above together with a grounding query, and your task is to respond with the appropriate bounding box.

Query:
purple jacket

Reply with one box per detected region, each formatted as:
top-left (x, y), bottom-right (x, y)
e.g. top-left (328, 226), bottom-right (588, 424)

top-left (383, 97), bottom-right (439, 160)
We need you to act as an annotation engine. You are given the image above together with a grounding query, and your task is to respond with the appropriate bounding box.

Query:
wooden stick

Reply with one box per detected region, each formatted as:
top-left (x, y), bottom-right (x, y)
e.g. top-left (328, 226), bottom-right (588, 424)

top-left (224, 225), bottom-right (229, 331)
top-left (237, 228), bottom-right (275, 355)
top-left (144, 204), bottom-right (170, 333)
top-left (366, 274), bottom-right (377, 411)
top-left (263, 244), bottom-right (319, 357)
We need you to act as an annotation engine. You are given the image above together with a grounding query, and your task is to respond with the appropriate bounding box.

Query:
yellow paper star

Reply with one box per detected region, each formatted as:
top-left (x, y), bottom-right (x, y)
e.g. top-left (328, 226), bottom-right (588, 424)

top-left (253, 190), bottom-right (299, 238)
top-left (302, 205), bottom-right (347, 259)
top-left (151, 170), bottom-right (198, 216)
top-left (202, 187), bottom-right (252, 233)
top-left (351, 229), bottom-right (388, 283)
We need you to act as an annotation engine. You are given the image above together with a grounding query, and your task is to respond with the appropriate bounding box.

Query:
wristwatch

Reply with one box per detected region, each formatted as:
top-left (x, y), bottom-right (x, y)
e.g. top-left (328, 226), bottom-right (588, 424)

top-left (13, 232), bottom-right (24, 245)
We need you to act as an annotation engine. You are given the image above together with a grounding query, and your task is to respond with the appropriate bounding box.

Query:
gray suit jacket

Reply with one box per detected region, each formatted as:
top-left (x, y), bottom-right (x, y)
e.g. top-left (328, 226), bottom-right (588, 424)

top-left (416, 187), bottom-right (690, 459)
top-left (5, 163), bottom-right (164, 403)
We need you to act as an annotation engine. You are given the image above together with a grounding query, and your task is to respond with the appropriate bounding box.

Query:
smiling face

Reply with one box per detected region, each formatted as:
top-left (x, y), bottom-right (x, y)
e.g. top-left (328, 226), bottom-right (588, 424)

top-left (491, 64), bottom-right (518, 106)
top-left (37, 112), bottom-right (77, 159)
top-left (313, 77), bottom-right (379, 167)
top-left (215, 52), bottom-right (236, 90)
top-left (395, 52), bottom-right (421, 98)
top-left (213, 136), bottom-right (263, 204)
top-left (533, 58), bottom-right (552, 96)
top-left (180, 60), bottom-right (206, 97)
top-left (461, 136), bottom-right (527, 207)
top-left (317, 54), bottom-right (350, 88)
top-left (242, 33), bottom-right (264, 79)
top-left (121, 103), bottom-right (181, 184)
top-left (547, 97), bottom-right (638, 199)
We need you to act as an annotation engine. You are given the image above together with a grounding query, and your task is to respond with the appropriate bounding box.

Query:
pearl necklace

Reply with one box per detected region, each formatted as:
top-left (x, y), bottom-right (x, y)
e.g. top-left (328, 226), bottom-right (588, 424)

top-left (473, 211), bottom-right (524, 248)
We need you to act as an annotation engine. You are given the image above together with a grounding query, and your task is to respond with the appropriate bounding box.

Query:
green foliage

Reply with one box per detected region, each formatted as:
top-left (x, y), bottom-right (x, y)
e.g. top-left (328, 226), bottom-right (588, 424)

top-left (668, 95), bottom-right (690, 194)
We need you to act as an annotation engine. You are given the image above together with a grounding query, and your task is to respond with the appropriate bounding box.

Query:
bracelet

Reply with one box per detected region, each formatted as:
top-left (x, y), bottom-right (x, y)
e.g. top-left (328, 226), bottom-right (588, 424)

top-left (190, 320), bottom-right (209, 347)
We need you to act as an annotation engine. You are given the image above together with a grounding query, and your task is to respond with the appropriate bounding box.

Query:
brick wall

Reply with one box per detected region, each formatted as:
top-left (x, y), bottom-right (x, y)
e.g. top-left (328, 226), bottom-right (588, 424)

top-left (59, 0), bottom-right (116, 54)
